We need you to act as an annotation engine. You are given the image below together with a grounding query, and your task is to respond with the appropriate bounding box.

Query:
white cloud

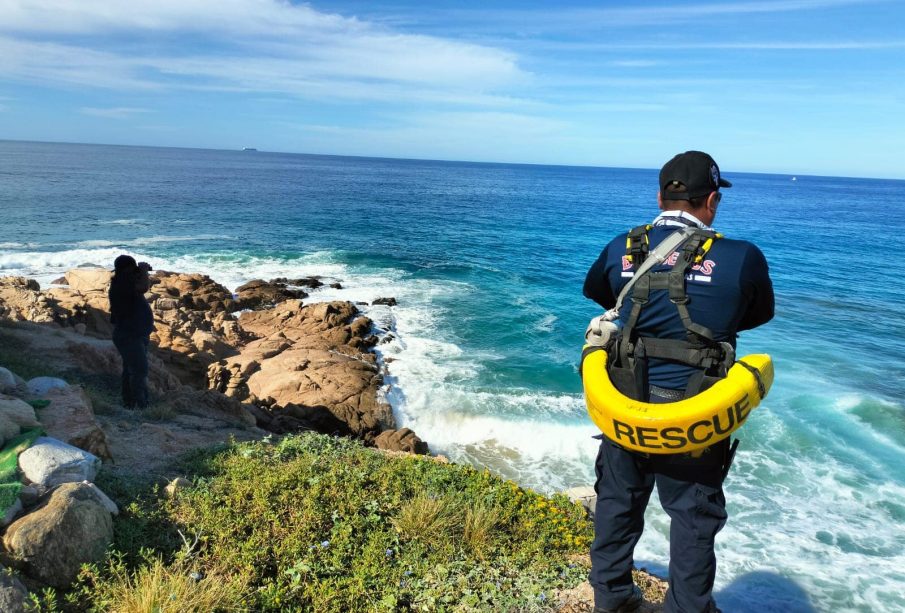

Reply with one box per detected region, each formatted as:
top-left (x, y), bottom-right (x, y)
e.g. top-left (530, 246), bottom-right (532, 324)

top-left (0, 1), bottom-right (525, 103)
top-left (609, 60), bottom-right (660, 68)
top-left (80, 106), bottom-right (153, 119)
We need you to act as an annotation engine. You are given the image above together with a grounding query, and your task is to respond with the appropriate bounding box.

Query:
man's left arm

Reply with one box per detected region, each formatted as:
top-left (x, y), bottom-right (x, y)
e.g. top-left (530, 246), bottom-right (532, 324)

top-left (737, 244), bottom-right (775, 331)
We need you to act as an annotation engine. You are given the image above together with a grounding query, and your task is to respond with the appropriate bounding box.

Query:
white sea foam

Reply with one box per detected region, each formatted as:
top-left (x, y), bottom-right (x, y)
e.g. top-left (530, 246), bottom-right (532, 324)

top-left (74, 235), bottom-right (233, 248)
top-left (99, 218), bottom-right (144, 226)
top-left (534, 313), bottom-right (558, 333)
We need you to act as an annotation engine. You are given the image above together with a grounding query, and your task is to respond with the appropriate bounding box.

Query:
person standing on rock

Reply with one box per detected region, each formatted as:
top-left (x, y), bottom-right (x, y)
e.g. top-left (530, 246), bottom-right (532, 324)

top-left (582, 151), bottom-right (774, 613)
top-left (108, 255), bottom-right (154, 409)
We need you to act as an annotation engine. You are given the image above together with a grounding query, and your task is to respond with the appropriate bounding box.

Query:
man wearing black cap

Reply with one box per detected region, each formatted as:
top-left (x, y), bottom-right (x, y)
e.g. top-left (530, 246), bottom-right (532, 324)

top-left (582, 151), bottom-right (774, 612)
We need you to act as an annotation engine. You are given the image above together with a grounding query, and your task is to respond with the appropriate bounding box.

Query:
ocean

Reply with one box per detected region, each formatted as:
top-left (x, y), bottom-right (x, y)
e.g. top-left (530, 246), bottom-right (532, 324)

top-left (1, 140), bottom-right (903, 612)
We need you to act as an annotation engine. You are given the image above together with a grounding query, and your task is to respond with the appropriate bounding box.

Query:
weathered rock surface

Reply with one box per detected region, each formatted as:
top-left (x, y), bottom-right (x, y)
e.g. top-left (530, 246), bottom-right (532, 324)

top-left (234, 279), bottom-right (308, 310)
top-left (208, 300), bottom-right (393, 438)
top-left (18, 437), bottom-right (101, 487)
top-left (148, 270), bottom-right (235, 313)
top-left (38, 387), bottom-right (112, 460)
top-left (271, 276), bottom-right (324, 289)
top-left (0, 395), bottom-right (40, 446)
top-left (0, 567), bottom-right (29, 613)
top-left (0, 277), bottom-right (56, 324)
top-left (64, 268), bottom-right (111, 293)
top-left (3, 482), bottom-right (113, 588)
top-left (160, 387), bottom-right (256, 428)
top-left (164, 477), bottom-right (192, 498)
top-left (563, 485), bottom-right (597, 520)
top-left (373, 428), bottom-right (428, 455)
top-left (372, 297), bottom-right (398, 306)
top-left (26, 376), bottom-right (69, 397)
top-left (142, 271), bottom-right (248, 386)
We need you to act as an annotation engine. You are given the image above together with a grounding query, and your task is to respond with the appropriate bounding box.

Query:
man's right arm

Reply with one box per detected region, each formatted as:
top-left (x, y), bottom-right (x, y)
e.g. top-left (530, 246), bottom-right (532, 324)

top-left (583, 244), bottom-right (617, 309)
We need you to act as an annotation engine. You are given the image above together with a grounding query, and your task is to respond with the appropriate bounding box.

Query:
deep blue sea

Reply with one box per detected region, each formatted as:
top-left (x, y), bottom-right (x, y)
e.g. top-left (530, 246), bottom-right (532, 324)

top-left (1, 140), bottom-right (903, 612)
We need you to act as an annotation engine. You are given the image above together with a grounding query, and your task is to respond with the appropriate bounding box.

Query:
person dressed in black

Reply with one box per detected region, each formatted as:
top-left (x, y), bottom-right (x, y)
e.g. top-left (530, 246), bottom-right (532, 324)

top-left (109, 255), bottom-right (154, 409)
top-left (582, 152), bottom-right (774, 613)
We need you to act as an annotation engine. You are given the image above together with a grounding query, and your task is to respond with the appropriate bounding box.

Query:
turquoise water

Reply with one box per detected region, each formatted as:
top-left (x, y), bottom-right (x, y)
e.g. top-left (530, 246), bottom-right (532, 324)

top-left (1, 140), bottom-right (903, 612)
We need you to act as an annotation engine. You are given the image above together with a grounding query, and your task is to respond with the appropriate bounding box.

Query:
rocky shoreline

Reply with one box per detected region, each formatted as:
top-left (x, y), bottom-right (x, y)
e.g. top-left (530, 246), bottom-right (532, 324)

top-left (0, 268), bottom-right (427, 455)
top-left (0, 267), bottom-right (667, 611)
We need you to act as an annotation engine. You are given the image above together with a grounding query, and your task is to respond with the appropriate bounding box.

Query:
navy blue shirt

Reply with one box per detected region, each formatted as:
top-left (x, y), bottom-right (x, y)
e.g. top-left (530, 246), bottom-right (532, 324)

top-left (583, 223), bottom-right (774, 389)
top-left (110, 289), bottom-right (154, 338)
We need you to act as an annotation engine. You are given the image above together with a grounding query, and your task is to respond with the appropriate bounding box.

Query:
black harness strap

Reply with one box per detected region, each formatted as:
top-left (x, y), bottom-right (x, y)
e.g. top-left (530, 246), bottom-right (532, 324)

top-left (626, 224), bottom-right (652, 267)
top-left (735, 359), bottom-right (767, 399)
top-left (609, 225), bottom-right (727, 400)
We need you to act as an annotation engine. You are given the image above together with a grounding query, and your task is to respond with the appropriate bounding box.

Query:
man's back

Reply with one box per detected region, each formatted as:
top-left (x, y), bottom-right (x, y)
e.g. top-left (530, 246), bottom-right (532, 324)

top-left (583, 223), bottom-right (773, 389)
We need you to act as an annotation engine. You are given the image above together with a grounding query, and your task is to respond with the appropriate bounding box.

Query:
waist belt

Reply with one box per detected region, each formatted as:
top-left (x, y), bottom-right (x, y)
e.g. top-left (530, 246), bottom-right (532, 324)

top-left (649, 385), bottom-right (684, 401)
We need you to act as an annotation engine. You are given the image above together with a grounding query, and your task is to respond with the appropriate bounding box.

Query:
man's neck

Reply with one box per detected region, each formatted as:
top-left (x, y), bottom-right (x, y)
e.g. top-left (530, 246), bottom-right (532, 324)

top-left (652, 210), bottom-right (712, 230)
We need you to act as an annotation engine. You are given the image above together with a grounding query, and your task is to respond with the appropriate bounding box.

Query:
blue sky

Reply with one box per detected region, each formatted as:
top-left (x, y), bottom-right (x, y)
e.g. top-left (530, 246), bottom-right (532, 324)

top-left (0, 0), bottom-right (903, 178)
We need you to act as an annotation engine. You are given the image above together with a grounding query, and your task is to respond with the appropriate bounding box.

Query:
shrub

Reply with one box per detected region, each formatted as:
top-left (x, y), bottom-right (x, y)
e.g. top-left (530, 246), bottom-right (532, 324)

top-left (66, 433), bottom-right (593, 612)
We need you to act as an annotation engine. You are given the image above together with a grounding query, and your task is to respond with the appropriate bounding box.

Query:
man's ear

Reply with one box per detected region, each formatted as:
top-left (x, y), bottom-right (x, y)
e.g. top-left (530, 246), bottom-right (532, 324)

top-left (657, 191), bottom-right (665, 210)
top-left (706, 191), bottom-right (721, 214)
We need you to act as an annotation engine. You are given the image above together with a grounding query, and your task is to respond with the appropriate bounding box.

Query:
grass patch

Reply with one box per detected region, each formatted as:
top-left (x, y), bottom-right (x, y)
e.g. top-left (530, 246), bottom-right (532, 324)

top-left (62, 433), bottom-right (593, 612)
top-left (0, 327), bottom-right (48, 381)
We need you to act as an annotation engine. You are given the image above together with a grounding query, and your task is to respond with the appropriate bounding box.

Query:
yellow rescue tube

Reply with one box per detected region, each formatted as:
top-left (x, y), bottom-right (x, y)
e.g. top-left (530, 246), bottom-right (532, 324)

top-left (582, 348), bottom-right (774, 454)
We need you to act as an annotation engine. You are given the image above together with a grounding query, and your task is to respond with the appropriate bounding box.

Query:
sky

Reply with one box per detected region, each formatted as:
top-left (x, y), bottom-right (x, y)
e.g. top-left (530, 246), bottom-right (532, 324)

top-left (0, 0), bottom-right (903, 178)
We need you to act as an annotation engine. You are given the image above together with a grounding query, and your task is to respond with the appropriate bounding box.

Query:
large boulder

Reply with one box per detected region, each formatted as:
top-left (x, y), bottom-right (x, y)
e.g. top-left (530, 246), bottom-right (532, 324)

top-left (0, 567), bottom-right (29, 613)
top-left (18, 437), bottom-right (100, 487)
top-left (148, 271), bottom-right (235, 313)
top-left (0, 395), bottom-right (40, 446)
top-left (373, 428), bottom-right (428, 455)
top-left (234, 279), bottom-right (308, 310)
top-left (64, 268), bottom-right (111, 293)
top-left (26, 377), bottom-right (69, 397)
top-left (3, 482), bottom-right (113, 588)
top-left (38, 387), bottom-right (111, 460)
top-left (0, 368), bottom-right (28, 398)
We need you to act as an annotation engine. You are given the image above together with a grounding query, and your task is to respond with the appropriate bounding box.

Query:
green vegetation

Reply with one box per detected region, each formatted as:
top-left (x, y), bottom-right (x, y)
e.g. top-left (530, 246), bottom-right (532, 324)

top-left (57, 434), bottom-right (593, 612)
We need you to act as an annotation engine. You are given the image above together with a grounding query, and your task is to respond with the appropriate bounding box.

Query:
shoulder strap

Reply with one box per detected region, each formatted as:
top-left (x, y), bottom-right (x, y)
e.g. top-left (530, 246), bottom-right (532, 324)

top-left (613, 226), bottom-right (698, 314)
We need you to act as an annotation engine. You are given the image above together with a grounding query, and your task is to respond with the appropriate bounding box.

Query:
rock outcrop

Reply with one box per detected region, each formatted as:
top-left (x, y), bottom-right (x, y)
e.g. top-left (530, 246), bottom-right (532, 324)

top-left (373, 428), bottom-right (428, 455)
top-left (234, 279), bottom-right (308, 310)
top-left (3, 482), bottom-right (114, 588)
top-left (1, 268), bottom-right (425, 454)
top-left (207, 300), bottom-right (393, 439)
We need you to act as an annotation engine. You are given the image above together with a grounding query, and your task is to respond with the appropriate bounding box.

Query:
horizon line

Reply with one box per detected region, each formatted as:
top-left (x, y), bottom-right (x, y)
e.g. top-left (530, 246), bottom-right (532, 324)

top-left (2, 137), bottom-right (902, 183)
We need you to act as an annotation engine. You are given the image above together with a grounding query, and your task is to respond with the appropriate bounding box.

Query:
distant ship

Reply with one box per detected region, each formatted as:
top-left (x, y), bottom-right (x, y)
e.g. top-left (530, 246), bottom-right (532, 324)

top-left (791, 176), bottom-right (797, 181)
top-left (243, 147), bottom-right (258, 152)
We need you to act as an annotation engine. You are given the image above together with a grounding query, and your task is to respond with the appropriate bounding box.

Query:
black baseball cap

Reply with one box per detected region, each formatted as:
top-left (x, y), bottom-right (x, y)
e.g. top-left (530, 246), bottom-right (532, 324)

top-left (659, 150), bottom-right (732, 201)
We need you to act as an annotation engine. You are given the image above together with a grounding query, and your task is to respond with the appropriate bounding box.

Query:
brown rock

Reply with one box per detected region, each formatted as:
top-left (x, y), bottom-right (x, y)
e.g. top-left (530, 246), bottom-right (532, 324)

top-left (234, 279), bottom-right (308, 310)
top-left (373, 428), bottom-right (428, 454)
top-left (372, 297), bottom-right (397, 306)
top-left (38, 387), bottom-right (112, 460)
top-left (160, 387), bottom-right (255, 428)
top-left (148, 271), bottom-right (234, 313)
top-left (0, 277), bottom-right (57, 324)
top-left (164, 477), bottom-right (192, 498)
top-left (271, 276), bottom-right (323, 289)
top-left (64, 268), bottom-right (111, 293)
top-left (3, 482), bottom-right (113, 588)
